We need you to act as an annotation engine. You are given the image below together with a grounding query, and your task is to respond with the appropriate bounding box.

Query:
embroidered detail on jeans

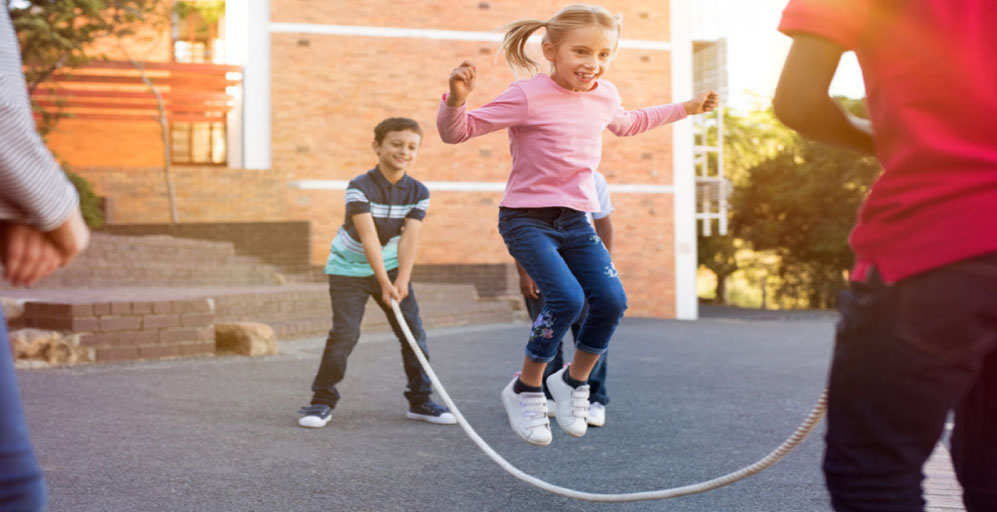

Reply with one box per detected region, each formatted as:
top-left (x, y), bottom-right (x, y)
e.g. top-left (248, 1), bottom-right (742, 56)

top-left (530, 310), bottom-right (555, 341)
top-left (604, 262), bottom-right (619, 279)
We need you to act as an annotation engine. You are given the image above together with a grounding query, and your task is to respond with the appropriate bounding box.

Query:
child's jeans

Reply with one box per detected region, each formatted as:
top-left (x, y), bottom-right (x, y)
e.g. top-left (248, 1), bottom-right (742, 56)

top-left (824, 252), bottom-right (997, 512)
top-left (498, 207), bottom-right (627, 362)
top-left (310, 269), bottom-right (434, 408)
top-left (523, 294), bottom-right (611, 405)
top-left (0, 305), bottom-right (47, 511)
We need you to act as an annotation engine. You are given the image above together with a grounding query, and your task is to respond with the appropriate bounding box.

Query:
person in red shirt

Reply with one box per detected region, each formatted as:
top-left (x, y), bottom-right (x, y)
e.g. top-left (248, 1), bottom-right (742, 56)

top-left (774, 1), bottom-right (996, 510)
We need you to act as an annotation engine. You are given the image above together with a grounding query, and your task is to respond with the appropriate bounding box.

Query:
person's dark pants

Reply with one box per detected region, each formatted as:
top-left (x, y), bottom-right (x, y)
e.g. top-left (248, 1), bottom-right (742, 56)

top-left (824, 252), bottom-right (997, 512)
top-left (310, 270), bottom-right (433, 408)
top-left (0, 304), bottom-right (47, 511)
top-left (524, 294), bottom-right (610, 405)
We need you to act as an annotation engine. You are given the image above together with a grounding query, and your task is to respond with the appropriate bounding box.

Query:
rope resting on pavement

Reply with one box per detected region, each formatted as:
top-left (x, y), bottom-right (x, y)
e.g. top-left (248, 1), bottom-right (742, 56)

top-left (390, 299), bottom-right (828, 503)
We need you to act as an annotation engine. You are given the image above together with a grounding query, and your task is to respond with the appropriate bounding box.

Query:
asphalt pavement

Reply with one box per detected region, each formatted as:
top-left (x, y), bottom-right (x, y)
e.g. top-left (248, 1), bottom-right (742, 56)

top-left (18, 311), bottom-right (837, 511)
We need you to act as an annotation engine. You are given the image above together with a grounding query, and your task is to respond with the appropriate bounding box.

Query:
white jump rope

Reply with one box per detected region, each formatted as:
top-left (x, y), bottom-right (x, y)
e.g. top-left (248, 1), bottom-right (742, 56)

top-left (390, 299), bottom-right (828, 502)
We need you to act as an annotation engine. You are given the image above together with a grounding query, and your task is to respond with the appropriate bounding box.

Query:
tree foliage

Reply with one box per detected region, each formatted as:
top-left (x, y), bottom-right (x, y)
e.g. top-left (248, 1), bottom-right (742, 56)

top-left (731, 99), bottom-right (881, 308)
top-left (697, 107), bottom-right (795, 303)
top-left (8, 0), bottom-right (166, 91)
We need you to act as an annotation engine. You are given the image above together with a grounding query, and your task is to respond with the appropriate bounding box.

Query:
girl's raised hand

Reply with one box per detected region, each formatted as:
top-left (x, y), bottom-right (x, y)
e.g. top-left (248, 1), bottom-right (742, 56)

top-left (683, 90), bottom-right (720, 115)
top-left (447, 60), bottom-right (477, 107)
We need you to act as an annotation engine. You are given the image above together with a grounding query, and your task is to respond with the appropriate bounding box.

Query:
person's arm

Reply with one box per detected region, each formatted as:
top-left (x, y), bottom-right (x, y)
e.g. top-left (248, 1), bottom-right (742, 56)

top-left (515, 261), bottom-right (539, 300)
top-left (594, 215), bottom-right (613, 255)
top-left (393, 218), bottom-right (423, 301)
top-left (352, 213), bottom-right (400, 306)
top-left (0, 11), bottom-right (89, 283)
top-left (1, 222), bottom-right (62, 286)
top-left (607, 89), bottom-right (718, 137)
top-left (773, 34), bottom-right (875, 154)
top-left (437, 65), bottom-right (526, 144)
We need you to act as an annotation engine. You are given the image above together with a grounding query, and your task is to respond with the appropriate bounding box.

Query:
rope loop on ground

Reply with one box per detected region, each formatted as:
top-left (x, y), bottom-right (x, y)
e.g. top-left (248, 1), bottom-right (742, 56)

top-left (391, 299), bottom-right (827, 502)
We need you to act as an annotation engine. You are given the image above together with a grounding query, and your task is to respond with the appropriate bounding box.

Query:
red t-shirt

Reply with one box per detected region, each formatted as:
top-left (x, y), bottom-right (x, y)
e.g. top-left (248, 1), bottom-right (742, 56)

top-left (779, 0), bottom-right (997, 282)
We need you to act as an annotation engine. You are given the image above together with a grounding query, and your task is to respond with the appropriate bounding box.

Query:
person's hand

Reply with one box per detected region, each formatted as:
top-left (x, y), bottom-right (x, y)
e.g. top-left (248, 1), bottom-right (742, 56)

top-left (447, 60), bottom-right (476, 107)
top-left (393, 276), bottom-right (411, 302)
top-left (380, 281), bottom-right (402, 307)
top-left (683, 90), bottom-right (720, 115)
top-left (519, 272), bottom-right (540, 300)
top-left (46, 207), bottom-right (90, 266)
top-left (1, 222), bottom-right (63, 287)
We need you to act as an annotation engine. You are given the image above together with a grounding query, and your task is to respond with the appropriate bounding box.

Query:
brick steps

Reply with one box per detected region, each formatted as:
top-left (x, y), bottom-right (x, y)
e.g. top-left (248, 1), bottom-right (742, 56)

top-left (13, 233), bottom-right (287, 289)
top-left (1, 234), bottom-right (518, 364)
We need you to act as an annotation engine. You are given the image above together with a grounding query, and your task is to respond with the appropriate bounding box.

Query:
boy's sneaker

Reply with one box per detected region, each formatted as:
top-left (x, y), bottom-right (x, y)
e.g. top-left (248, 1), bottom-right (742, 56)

top-left (501, 377), bottom-right (552, 446)
top-left (546, 367), bottom-right (589, 437)
top-left (407, 401), bottom-right (457, 425)
top-left (588, 402), bottom-right (606, 427)
top-left (547, 399), bottom-right (556, 418)
top-left (298, 404), bottom-right (332, 428)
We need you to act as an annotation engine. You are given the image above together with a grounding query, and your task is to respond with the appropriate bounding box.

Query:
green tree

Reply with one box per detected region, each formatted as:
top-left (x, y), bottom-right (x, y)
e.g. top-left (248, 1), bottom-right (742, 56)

top-left (8, 0), bottom-right (167, 135)
top-left (732, 99), bottom-right (881, 308)
top-left (697, 107), bottom-right (795, 303)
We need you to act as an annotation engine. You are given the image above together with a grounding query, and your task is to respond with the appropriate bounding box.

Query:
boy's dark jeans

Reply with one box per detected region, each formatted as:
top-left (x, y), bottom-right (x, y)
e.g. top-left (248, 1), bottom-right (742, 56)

top-left (824, 252), bottom-right (997, 512)
top-left (310, 270), bottom-right (433, 408)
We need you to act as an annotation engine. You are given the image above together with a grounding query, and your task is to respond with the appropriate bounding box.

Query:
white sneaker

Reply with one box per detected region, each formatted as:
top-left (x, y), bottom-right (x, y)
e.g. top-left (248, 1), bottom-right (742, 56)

top-left (546, 367), bottom-right (589, 437)
top-left (588, 402), bottom-right (606, 427)
top-left (501, 377), bottom-right (552, 446)
top-left (546, 399), bottom-right (556, 418)
top-left (297, 404), bottom-right (332, 428)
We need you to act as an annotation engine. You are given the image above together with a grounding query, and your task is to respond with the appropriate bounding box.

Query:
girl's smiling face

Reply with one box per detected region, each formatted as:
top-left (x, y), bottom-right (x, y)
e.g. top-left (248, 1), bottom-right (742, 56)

top-left (543, 24), bottom-right (617, 92)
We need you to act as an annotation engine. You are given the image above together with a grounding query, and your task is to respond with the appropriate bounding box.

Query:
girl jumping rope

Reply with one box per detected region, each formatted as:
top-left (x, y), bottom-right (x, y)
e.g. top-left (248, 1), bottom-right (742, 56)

top-left (437, 4), bottom-right (718, 446)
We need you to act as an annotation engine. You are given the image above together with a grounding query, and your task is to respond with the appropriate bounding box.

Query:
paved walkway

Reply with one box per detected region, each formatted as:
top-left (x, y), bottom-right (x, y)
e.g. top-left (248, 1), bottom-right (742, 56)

top-left (15, 309), bottom-right (966, 511)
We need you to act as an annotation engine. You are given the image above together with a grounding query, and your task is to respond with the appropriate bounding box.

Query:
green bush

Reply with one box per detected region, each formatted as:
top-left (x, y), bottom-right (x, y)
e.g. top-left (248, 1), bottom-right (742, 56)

top-left (65, 169), bottom-right (105, 230)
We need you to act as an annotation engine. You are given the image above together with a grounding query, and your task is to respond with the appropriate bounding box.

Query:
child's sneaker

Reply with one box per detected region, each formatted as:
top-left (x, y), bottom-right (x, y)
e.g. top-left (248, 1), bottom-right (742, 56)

top-left (588, 402), bottom-right (606, 427)
top-left (546, 367), bottom-right (589, 437)
top-left (501, 377), bottom-right (552, 446)
top-left (298, 404), bottom-right (332, 428)
top-left (546, 398), bottom-right (556, 418)
top-left (407, 400), bottom-right (457, 425)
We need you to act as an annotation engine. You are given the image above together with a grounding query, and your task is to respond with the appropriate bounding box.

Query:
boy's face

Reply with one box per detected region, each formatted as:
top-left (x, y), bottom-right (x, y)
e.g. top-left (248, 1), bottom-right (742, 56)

top-left (372, 129), bottom-right (421, 173)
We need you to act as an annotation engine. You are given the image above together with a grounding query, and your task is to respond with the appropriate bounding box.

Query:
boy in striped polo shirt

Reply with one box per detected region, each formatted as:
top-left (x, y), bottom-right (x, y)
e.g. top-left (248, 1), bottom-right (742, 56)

top-left (298, 117), bottom-right (455, 428)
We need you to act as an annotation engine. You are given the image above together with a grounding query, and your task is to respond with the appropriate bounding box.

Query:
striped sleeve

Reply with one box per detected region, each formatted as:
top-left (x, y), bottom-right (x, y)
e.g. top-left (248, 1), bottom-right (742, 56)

top-left (406, 183), bottom-right (429, 221)
top-left (0, 10), bottom-right (78, 231)
top-left (344, 185), bottom-right (371, 217)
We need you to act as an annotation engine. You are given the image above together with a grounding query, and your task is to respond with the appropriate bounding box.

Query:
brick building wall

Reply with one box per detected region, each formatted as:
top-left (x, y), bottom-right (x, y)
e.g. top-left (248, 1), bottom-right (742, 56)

top-left (72, 166), bottom-right (289, 224)
top-left (44, 15), bottom-right (173, 168)
top-left (273, 0), bottom-right (678, 317)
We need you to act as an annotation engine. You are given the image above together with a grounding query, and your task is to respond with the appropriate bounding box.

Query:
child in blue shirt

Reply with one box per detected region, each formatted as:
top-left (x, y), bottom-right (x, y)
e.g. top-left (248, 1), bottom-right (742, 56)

top-left (298, 117), bottom-right (456, 428)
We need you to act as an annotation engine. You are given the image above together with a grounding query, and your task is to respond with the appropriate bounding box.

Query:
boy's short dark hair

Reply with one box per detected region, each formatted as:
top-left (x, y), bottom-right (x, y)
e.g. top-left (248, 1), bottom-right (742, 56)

top-left (374, 117), bottom-right (423, 143)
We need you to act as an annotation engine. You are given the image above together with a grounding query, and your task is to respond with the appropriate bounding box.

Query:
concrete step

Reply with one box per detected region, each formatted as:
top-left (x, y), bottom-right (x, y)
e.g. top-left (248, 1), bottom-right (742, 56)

top-left (2, 233), bottom-right (286, 289)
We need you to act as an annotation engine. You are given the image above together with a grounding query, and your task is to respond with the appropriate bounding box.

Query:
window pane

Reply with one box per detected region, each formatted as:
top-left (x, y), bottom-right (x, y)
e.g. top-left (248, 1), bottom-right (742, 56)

top-left (171, 122), bottom-right (191, 163)
top-left (211, 122), bottom-right (227, 164)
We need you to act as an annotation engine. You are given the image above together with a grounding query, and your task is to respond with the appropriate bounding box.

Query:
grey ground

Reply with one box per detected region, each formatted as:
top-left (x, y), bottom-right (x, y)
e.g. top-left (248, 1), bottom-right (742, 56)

top-left (19, 308), bottom-right (838, 511)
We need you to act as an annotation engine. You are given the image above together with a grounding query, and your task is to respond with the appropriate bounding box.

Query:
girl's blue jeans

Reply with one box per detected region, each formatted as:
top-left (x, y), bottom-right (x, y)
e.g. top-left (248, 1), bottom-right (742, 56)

top-left (0, 305), bottom-right (47, 511)
top-left (498, 207), bottom-right (627, 363)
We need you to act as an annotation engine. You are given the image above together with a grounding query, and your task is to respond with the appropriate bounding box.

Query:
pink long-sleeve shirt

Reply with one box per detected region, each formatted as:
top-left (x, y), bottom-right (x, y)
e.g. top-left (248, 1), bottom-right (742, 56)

top-left (437, 74), bottom-right (686, 212)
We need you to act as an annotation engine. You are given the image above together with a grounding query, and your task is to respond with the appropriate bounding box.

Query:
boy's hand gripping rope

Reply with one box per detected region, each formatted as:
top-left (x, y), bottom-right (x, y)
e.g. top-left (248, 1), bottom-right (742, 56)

top-left (390, 299), bottom-right (828, 502)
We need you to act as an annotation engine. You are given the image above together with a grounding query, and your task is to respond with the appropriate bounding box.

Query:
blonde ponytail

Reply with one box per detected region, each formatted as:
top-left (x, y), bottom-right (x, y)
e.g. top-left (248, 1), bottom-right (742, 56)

top-left (498, 4), bottom-right (623, 78)
top-left (499, 20), bottom-right (547, 78)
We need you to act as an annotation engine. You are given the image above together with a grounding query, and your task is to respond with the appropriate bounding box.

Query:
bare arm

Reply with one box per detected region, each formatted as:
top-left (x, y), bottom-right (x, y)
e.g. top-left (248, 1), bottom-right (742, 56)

top-left (594, 215), bottom-right (614, 255)
top-left (352, 213), bottom-right (400, 305)
top-left (515, 261), bottom-right (539, 300)
top-left (773, 34), bottom-right (875, 154)
top-left (394, 218), bottom-right (423, 301)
